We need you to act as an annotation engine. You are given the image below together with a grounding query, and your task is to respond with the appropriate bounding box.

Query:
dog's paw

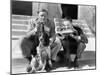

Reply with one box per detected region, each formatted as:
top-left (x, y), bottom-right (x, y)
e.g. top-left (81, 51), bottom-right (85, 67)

top-left (48, 60), bottom-right (52, 68)
top-left (45, 67), bottom-right (51, 72)
top-left (26, 66), bottom-right (32, 72)
top-left (30, 69), bottom-right (36, 73)
top-left (36, 65), bottom-right (43, 71)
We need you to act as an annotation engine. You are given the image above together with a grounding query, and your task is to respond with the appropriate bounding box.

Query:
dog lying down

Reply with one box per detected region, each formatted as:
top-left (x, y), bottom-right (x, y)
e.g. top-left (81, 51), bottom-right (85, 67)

top-left (27, 42), bottom-right (52, 73)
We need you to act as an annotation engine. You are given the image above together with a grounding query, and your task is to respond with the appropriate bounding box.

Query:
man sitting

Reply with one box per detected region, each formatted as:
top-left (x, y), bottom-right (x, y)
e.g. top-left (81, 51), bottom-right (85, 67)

top-left (22, 9), bottom-right (62, 72)
top-left (61, 17), bottom-right (88, 68)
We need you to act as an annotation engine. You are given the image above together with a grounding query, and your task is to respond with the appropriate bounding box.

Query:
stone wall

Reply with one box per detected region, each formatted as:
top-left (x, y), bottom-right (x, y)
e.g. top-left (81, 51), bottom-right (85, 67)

top-left (32, 2), bottom-right (62, 19)
top-left (78, 5), bottom-right (96, 34)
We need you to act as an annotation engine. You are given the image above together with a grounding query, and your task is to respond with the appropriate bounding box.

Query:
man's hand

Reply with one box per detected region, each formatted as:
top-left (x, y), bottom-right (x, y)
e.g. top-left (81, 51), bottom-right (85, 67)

top-left (74, 36), bottom-right (81, 41)
top-left (49, 37), bottom-right (55, 45)
top-left (69, 34), bottom-right (81, 41)
top-left (27, 27), bottom-right (37, 36)
top-left (56, 33), bottom-right (65, 40)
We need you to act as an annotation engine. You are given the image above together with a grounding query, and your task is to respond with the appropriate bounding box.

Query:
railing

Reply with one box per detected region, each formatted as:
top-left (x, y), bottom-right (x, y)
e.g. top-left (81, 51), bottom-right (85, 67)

top-left (54, 18), bottom-right (95, 38)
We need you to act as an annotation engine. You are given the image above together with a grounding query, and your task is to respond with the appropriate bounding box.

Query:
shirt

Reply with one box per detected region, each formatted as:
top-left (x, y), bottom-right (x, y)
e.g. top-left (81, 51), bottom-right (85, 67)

top-left (28, 18), bottom-right (55, 38)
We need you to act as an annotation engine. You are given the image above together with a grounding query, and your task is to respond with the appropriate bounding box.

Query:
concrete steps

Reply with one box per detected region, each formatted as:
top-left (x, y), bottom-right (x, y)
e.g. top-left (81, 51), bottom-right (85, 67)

top-left (11, 15), bottom-right (31, 58)
top-left (11, 15), bottom-right (32, 40)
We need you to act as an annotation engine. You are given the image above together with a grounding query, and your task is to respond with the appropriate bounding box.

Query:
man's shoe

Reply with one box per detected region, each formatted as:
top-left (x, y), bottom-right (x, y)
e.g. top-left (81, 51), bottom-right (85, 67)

top-left (73, 61), bottom-right (79, 68)
top-left (51, 59), bottom-right (56, 63)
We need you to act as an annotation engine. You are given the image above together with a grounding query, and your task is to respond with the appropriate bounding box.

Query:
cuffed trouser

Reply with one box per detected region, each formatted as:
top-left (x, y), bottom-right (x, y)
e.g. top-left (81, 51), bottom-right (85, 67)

top-left (50, 37), bottom-right (62, 61)
top-left (77, 42), bottom-right (86, 58)
top-left (70, 42), bottom-right (86, 62)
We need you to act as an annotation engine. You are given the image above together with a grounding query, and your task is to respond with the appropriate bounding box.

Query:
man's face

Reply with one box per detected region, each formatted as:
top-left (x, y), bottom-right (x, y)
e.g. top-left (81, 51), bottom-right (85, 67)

top-left (63, 21), bottom-right (72, 26)
top-left (38, 11), bottom-right (48, 22)
top-left (63, 20), bottom-right (74, 33)
top-left (63, 20), bottom-right (73, 29)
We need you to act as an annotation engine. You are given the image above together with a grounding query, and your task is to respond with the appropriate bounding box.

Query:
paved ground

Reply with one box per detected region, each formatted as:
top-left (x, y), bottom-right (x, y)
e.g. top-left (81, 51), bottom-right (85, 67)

top-left (11, 37), bottom-right (96, 74)
top-left (12, 51), bottom-right (96, 74)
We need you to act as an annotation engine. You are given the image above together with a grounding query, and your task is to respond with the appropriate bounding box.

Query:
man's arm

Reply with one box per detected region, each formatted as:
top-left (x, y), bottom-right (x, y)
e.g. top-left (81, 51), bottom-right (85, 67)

top-left (26, 19), bottom-right (37, 37)
top-left (70, 33), bottom-right (81, 41)
top-left (69, 26), bottom-right (82, 41)
top-left (70, 26), bottom-right (88, 43)
top-left (49, 21), bottom-right (56, 43)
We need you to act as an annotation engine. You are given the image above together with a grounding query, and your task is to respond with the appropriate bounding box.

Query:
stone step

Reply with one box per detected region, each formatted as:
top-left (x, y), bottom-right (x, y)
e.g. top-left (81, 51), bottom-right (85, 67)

top-left (12, 19), bottom-right (29, 25)
top-left (12, 24), bottom-right (28, 30)
top-left (12, 31), bottom-right (27, 36)
top-left (12, 15), bottom-right (32, 20)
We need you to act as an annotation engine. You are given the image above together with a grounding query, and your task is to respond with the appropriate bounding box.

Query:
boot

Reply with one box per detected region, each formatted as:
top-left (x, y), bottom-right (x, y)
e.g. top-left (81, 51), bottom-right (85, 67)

top-left (73, 57), bottom-right (79, 68)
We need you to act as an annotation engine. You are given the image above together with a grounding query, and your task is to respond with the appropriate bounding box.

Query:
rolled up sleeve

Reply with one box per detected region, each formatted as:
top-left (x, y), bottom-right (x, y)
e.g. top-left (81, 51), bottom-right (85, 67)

top-left (26, 19), bottom-right (37, 37)
top-left (28, 19), bottom-right (36, 32)
top-left (50, 21), bottom-right (56, 41)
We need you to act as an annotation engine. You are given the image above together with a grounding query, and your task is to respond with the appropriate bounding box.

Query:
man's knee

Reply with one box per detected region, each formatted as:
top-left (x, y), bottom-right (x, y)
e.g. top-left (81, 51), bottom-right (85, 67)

top-left (77, 42), bottom-right (86, 58)
top-left (78, 42), bottom-right (86, 50)
top-left (52, 37), bottom-right (62, 49)
top-left (56, 41), bottom-right (62, 47)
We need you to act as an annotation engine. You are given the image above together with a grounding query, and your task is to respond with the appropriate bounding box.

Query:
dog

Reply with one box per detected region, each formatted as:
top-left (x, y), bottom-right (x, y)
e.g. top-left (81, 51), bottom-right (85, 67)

top-left (26, 55), bottom-right (40, 73)
top-left (27, 26), bottom-right (52, 72)
top-left (36, 31), bottom-right (52, 72)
